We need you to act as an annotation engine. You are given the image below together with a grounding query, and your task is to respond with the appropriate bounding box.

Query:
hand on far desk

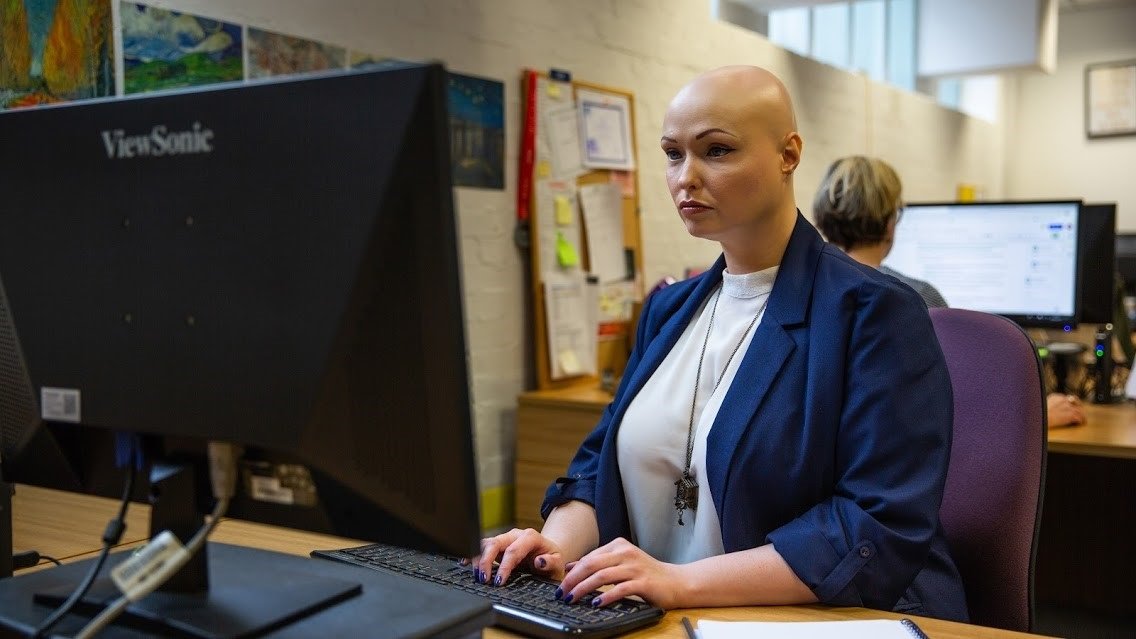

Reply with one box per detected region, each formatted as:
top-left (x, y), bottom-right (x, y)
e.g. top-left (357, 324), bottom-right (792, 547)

top-left (1047, 392), bottom-right (1086, 429)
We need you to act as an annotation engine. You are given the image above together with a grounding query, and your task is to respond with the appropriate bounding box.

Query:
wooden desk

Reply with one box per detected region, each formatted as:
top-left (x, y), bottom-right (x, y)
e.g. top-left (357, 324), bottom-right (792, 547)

top-left (10, 484), bottom-right (151, 564)
top-left (11, 485), bottom-right (1054, 638)
top-left (1048, 401), bottom-right (1136, 459)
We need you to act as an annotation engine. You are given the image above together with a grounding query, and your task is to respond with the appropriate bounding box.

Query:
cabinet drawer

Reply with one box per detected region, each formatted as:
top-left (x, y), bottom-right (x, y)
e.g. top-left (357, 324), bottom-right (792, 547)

top-left (516, 406), bottom-right (603, 468)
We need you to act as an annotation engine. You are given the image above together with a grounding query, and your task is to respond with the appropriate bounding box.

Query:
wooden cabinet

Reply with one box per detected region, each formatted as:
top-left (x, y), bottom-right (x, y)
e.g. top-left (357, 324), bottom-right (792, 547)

top-left (513, 387), bottom-right (611, 530)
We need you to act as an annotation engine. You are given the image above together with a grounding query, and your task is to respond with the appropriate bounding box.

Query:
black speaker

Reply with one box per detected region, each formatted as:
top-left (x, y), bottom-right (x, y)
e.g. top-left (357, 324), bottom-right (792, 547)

top-left (1093, 324), bottom-right (1116, 404)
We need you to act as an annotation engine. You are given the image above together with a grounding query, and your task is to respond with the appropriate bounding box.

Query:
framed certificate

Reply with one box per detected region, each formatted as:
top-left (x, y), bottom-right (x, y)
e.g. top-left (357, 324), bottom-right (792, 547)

top-left (1085, 59), bottom-right (1136, 138)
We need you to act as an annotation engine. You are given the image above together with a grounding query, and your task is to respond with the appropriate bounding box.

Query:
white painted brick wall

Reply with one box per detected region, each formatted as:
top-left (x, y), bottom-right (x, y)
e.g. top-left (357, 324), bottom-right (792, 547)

top-left (143, 0), bottom-right (1003, 504)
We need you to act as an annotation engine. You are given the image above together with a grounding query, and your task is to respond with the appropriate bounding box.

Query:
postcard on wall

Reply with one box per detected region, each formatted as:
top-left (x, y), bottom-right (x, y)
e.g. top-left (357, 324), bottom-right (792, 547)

top-left (576, 88), bottom-right (634, 171)
top-left (0, 0), bottom-right (115, 110)
top-left (448, 72), bottom-right (505, 189)
top-left (121, 2), bottom-right (243, 94)
top-left (247, 28), bottom-right (345, 79)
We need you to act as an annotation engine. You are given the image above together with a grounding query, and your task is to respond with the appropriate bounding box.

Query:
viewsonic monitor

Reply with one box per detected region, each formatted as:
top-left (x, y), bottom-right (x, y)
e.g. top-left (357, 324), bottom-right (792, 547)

top-left (883, 200), bottom-right (1082, 328)
top-left (0, 63), bottom-right (484, 636)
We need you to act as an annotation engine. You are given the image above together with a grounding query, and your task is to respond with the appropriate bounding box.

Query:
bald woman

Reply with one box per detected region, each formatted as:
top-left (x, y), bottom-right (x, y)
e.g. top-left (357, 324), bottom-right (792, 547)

top-left (474, 66), bottom-right (968, 622)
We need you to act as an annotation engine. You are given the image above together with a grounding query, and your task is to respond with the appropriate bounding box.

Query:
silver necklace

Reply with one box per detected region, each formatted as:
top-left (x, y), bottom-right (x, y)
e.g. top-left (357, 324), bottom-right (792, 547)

top-left (675, 284), bottom-right (769, 525)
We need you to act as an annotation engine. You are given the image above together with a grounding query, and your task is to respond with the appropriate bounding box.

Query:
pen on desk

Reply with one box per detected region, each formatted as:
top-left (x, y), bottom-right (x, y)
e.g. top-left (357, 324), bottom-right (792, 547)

top-left (681, 616), bottom-right (697, 639)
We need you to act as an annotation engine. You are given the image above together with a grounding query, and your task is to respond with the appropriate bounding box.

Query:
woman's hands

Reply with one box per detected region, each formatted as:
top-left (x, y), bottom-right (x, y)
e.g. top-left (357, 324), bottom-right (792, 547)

top-left (470, 527), bottom-right (568, 585)
top-left (471, 533), bottom-right (686, 608)
top-left (557, 537), bottom-right (688, 609)
top-left (469, 499), bottom-right (599, 586)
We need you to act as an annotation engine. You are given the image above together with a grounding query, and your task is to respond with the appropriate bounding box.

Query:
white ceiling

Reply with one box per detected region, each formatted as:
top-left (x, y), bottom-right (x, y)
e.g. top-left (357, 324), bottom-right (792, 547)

top-left (735, 0), bottom-right (1136, 13)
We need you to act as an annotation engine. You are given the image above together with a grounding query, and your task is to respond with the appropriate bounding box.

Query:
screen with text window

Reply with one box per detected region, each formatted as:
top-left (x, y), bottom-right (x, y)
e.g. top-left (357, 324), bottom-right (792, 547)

top-left (882, 201), bottom-right (1080, 327)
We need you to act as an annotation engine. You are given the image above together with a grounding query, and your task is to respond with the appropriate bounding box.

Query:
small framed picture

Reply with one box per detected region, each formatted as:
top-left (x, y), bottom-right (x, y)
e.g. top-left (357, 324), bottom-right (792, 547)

top-left (1085, 59), bottom-right (1136, 138)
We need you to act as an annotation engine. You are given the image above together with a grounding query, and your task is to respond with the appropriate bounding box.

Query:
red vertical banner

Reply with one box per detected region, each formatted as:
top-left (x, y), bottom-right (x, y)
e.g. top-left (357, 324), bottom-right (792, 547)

top-left (515, 69), bottom-right (538, 246)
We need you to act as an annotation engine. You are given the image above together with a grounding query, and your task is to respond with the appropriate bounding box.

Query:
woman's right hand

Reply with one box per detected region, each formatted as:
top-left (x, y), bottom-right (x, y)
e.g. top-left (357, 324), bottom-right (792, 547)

top-left (469, 528), bottom-right (567, 586)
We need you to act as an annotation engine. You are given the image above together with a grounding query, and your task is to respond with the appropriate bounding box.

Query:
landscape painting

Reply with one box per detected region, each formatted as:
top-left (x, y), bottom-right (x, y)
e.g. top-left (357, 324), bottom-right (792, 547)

top-left (248, 28), bottom-right (345, 79)
top-left (121, 2), bottom-right (242, 94)
top-left (0, 0), bottom-right (114, 110)
top-left (448, 72), bottom-right (504, 189)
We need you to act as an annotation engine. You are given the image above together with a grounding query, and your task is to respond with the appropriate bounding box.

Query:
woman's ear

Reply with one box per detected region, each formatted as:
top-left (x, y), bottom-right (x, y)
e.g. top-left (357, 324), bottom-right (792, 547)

top-left (781, 132), bottom-right (803, 174)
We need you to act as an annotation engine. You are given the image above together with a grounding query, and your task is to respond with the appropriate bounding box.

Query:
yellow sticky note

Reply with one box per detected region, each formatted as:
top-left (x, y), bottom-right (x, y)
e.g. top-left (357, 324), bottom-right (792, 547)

top-left (547, 83), bottom-right (561, 98)
top-left (558, 349), bottom-right (582, 375)
top-left (537, 160), bottom-right (551, 178)
top-left (554, 195), bottom-right (573, 225)
top-left (556, 231), bottom-right (579, 267)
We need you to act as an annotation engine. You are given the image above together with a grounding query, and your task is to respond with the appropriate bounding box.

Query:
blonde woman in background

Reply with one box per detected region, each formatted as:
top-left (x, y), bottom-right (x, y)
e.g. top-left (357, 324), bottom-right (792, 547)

top-left (813, 155), bottom-right (1084, 428)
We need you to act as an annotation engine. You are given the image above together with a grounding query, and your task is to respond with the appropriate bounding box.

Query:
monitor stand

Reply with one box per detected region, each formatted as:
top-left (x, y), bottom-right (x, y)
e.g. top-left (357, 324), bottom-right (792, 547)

top-left (0, 461), bottom-right (492, 638)
top-left (19, 461), bottom-right (362, 638)
top-left (30, 545), bottom-right (362, 638)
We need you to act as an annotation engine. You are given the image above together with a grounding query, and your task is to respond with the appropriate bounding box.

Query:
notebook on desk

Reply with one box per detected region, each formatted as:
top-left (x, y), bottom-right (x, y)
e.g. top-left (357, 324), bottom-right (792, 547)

top-left (695, 618), bottom-right (929, 639)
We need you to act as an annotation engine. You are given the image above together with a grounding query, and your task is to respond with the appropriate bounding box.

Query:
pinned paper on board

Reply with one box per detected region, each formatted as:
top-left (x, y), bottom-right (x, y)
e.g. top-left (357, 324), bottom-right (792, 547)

top-left (554, 195), bottom-right (574, 225)
top-left (598, 280), bottom-right (635, 323)
top-left (544, 274), bottom-right (598, 379)
top-left (536, 180), bottom-right (583, 277)
top-left (557, 349), bottom-right (582, 376)
top-left (577, 88), bottom-right (635, 171)
top-left (545, 104), bottom-right (585, 179)
top-left (556, 231), bottom-right (579, 267)
top-left (579, 182), bottom-right (627, 283)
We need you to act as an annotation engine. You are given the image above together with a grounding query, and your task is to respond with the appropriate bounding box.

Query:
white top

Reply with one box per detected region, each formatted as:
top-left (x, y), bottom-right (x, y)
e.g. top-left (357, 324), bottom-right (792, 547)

top-left (616, 267), bottom-right (777, 564)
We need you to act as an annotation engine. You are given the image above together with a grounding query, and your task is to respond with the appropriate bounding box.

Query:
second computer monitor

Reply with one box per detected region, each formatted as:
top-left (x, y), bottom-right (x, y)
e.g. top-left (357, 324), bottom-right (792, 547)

top-left (883, 200), bottom-right (1082, 328)
top-left (1080, 203), bottom-right (1117, 325)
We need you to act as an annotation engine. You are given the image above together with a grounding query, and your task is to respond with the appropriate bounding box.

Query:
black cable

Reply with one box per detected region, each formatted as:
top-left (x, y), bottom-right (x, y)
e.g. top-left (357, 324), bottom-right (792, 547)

top-left (11, 551), bottom-right (63, 570)
top-left (30, 464), bottom-right (135, 639)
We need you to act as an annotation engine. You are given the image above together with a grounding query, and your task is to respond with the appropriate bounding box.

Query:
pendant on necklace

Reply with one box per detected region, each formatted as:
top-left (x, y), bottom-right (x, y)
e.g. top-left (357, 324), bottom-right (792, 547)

top-left (674, 472), bottom-right (698, 526)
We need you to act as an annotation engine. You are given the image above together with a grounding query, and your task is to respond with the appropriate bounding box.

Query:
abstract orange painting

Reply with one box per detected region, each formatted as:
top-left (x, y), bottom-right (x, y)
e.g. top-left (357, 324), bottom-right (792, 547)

top-left (0, 0), bottom-right (113, 109)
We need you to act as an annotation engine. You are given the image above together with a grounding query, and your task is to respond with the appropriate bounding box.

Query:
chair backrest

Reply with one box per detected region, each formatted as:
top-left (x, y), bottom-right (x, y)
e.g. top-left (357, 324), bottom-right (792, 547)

top-left (929, 307), bottom-right (1047, 632)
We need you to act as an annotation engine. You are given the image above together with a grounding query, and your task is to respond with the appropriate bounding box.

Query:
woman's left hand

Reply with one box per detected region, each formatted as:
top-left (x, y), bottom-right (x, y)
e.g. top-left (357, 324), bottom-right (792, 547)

top-left (555, 537), bottom-right (688, 609)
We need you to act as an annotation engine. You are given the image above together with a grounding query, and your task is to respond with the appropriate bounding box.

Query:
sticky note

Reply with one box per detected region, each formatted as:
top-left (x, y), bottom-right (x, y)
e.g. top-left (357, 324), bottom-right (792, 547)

top-left (555, 195), bottom-right (573, 225)
top-left (547, 83), bottom-right (561, 98)
top-left (556, 231), bottom-right (579, 267)
top-left (558, 349), bottom-right (582, 375)
top-left (537, 160), bottom-right (551, 178)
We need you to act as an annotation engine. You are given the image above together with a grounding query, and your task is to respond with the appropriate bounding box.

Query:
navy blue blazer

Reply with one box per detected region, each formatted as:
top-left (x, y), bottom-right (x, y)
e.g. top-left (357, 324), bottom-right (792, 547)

top-left (542, 213), bottom-right (968, 621)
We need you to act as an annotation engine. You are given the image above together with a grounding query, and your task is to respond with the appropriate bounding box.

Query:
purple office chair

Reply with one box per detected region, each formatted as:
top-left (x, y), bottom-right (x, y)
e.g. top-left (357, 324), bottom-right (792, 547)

top-left (929, 307), bottom-right (1047, 633)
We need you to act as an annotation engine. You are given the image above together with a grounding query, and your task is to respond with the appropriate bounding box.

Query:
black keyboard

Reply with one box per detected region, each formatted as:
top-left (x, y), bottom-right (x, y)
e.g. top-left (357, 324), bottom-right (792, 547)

top-left (312, 543), bottom-right (664, 638)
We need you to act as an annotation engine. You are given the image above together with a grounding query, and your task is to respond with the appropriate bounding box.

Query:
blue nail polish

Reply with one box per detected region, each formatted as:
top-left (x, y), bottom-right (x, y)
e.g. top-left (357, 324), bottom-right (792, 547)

top-left (592, 597), bottom-right (602, 607)
top-left (554, 587), bottom-right (563, 600)
top-left (480, 571), bottom-right (489, 584)
top-left (493, 574), bottom-right (502, 586)
top-left (474, 568), bottom-right (481, 582)
top-left (537, 557), bottom-right (546, 568)
top-left (563, 593), bottom-right (574, 604)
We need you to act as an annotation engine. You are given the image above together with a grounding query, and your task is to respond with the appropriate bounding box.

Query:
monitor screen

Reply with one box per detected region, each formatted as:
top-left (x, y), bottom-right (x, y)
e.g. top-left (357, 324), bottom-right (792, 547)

top-left (883, 200), bottom-right (1082, 328)
top-left (1080, 203), bottom-right (1117, 325)
top-left (0, 63), bottom-right (482, 634)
